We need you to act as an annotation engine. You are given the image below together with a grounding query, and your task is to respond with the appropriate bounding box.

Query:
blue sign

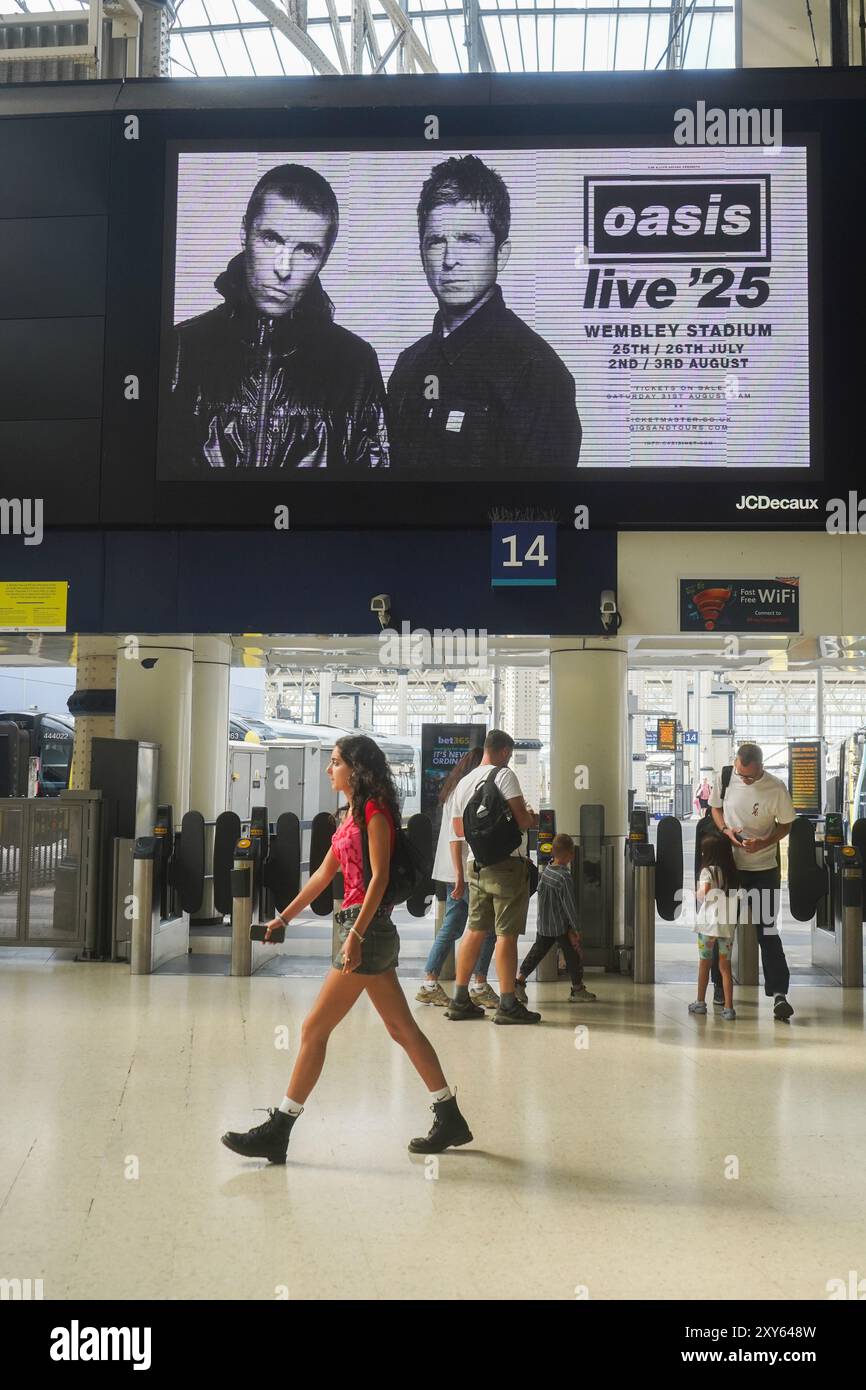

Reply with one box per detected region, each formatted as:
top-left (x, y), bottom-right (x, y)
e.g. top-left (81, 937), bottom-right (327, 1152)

top-left (684, 730), bottom-right (699, 745)
top-left (491, 523), bottom-right (557, 588)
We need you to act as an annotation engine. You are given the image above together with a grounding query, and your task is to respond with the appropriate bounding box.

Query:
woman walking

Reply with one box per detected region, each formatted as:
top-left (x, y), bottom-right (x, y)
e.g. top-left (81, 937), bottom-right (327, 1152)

top-left (221, 734), bottom-right (473, 1163)
top-left (416, 746), bottom-right (499, 1009)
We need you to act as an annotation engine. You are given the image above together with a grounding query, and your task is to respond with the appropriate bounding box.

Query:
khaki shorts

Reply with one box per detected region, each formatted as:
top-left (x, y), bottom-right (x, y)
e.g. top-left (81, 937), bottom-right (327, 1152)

top-left (466, 857), bottom-right (531, 938)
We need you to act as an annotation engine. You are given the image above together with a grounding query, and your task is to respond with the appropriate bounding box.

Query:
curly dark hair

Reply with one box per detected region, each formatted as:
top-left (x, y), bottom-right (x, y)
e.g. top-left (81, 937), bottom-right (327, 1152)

top-left (335, 734), bottom-right (402, 830)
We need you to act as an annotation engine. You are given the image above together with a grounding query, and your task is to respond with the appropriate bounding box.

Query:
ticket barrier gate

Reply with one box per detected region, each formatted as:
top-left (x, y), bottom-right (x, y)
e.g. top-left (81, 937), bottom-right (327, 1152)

top-left (130, 805), bottom-right (205, 973)
top-left (789, 813), bottom-right (864, 986)
top-left (621, 811), bottom-right (682, 983)
top-left (229, 806), bottom-right (302, 976)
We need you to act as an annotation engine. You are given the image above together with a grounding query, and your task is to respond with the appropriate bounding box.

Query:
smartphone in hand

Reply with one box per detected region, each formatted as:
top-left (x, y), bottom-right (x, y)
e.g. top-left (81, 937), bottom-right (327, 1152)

top-left (250, 923), bottom-right (285, 943)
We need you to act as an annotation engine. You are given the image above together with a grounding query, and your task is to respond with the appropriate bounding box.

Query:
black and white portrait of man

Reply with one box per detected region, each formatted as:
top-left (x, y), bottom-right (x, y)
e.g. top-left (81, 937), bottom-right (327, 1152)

top-left (163, 162), bottom-right (389, 474)
top-left (387, 155), bottom-right (582, 474)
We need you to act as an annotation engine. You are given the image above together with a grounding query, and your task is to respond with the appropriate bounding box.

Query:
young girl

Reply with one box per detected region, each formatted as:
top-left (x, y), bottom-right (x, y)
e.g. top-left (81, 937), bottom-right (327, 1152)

top-left (690, 834), bottom-right (738, 1021)
top-left (221, 734), bottom-right (473, 1162)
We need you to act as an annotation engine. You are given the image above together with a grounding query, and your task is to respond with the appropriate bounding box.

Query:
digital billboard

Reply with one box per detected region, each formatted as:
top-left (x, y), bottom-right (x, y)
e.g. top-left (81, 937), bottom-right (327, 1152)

top-left (5, 69), bottom-right (863, 532)
top-left (158, 143), bottom-right (811, 480)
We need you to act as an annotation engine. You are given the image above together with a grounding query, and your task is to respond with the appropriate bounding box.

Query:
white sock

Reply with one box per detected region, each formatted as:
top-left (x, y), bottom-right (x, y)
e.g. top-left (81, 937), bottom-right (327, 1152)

top-left (421, 980), bottom-right (438, 991)
top-left (430, 1085), bottom-right (452, 1103)
top-left (279, 1097), bottom-right (304, 1116)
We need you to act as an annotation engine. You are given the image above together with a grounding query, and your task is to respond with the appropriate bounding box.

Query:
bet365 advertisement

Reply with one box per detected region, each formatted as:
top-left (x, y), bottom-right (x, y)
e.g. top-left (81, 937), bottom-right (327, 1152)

top-left (159, 142), bottom-right (811, 478)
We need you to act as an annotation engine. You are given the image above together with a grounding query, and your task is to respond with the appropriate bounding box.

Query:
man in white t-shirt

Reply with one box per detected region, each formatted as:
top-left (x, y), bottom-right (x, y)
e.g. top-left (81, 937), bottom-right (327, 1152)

top-left (709, 741), bottom-right (796, 1021)
top-left (444, 729), bottom-right (540, 1025)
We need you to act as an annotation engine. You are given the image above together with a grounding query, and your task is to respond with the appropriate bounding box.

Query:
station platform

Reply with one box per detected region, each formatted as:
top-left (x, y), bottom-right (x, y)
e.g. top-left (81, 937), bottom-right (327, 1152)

top-left (2, 957), bottom-right (863, 1302)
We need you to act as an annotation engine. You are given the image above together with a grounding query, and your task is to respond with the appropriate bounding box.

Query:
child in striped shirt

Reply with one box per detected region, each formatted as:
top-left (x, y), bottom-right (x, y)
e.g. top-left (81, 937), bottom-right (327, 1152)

top-left (514, 833), bottom-right (597, 1004)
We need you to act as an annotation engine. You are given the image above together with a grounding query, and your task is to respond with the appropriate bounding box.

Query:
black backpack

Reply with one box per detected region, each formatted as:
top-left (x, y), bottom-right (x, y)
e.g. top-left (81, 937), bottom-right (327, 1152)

top-left (360, 805), bottom-right (431, 906)
top-left (462, 767), bottom-right (523, 868)
top-left (702, 765), bottom-right (732, 820)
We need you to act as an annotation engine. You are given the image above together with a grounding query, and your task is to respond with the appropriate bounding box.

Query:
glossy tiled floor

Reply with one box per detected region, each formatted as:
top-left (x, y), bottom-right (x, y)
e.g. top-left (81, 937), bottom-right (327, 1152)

top-left (1, 954), bottom-right (864, 1301)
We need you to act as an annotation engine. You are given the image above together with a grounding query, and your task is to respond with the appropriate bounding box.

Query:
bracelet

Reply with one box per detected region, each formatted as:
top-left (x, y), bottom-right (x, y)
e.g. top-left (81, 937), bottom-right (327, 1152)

top-left (348, 926), bottom-right (365, 943)
top-left (279, 912), bottom-right (291, 926)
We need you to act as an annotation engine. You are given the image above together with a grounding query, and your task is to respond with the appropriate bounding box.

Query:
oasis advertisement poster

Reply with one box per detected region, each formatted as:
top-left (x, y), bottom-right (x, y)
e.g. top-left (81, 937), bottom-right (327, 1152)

top-left (159, 143), bottom-right (811, 479)
top-left (680, 578), bottom-right (800, 633)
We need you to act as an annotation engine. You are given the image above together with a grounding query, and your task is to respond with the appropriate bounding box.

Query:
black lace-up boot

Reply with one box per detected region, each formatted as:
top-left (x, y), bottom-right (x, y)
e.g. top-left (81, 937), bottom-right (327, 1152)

top-left (408, 1094), bottom-right (473, 1154)
top-left (221, 1108), bottom-right (297, 1164)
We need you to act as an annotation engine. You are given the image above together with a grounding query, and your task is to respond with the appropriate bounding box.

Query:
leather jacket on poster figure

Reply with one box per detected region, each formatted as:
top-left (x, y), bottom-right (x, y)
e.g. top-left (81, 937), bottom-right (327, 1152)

top-left (164, 254), bottom-right (389, 473)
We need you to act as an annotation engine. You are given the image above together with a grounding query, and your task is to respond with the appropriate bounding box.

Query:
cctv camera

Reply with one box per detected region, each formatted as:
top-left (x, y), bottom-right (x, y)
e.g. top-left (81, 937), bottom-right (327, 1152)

top-left (600, 589), bottom-right (622, 634)
top-left (370, 594), bottom-right (392, 629)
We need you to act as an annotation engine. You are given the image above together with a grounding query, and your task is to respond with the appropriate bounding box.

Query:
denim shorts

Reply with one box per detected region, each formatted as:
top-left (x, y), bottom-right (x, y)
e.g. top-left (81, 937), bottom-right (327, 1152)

top-left (332, 905), bottom-right (400, 975)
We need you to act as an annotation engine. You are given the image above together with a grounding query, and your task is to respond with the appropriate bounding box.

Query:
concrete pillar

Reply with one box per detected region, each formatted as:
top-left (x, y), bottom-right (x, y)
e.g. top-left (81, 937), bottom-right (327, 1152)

top-left (698, 670), bottom-right (714, 776)
top-left (632, 671), bottom-right (647, 804)
top-left (68, 636), bottom-right (117, 789)
top-left (397, 670), bottom-right (409, 736)
top-left (115, 634), bottom-right (193, 815)
top-left (190, 636), bottom-right (231, 820)
top-left (550, 639), bottom-right (629, 933)
top-left (550, 640), bottom-right (628, 836)
top-left (189, 636), bottom-right (231, 924)
top-left (816, 668), bottom-right (825, 814)
top-left (264, 672), bottom-right (279, 718)
top-left (671, 672), bottom-right (689, 731)
top-left (318, 670), bottom-right (333, 725)
top-left (505, 668), bottom-right (542, 808)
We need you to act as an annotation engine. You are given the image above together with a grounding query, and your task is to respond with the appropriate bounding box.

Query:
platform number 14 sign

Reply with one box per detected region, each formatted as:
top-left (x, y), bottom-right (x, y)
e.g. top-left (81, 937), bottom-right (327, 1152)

top-left (491, 523), bottom-right (557, 588)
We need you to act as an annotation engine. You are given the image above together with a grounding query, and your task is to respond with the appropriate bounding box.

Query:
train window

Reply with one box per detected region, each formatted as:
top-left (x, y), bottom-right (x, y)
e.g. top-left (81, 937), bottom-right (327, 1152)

top-left (40, 720), bottom-right (74, 786)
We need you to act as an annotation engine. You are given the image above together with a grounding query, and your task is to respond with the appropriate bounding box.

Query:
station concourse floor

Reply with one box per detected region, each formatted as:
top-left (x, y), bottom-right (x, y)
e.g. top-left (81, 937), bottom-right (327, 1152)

top-left (1, 945), bottom-right (864, 1302)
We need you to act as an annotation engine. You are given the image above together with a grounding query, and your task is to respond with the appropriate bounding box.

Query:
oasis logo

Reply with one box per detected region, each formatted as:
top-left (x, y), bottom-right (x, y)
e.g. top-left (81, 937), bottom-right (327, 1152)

top-left (587, 176), bottom-right (768, 262)
top-left (735, 496), bottom-right (818, 511)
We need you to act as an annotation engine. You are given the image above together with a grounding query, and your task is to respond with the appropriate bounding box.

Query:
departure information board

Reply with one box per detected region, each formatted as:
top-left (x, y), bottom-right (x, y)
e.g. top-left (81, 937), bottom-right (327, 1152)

top-left (788, 738), bottom-right (821, 816)
top-left (657, 719), bottom-right (678, 752)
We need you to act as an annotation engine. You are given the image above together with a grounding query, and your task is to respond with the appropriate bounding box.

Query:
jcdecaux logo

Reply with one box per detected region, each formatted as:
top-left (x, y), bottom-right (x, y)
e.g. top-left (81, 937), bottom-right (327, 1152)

top-left (735, 496), bottom-right (818, 511)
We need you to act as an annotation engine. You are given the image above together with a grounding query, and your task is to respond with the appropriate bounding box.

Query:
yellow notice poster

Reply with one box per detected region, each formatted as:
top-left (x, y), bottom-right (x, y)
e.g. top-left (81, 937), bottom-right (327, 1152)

top-left (0, 581), bottom-right (68, 631)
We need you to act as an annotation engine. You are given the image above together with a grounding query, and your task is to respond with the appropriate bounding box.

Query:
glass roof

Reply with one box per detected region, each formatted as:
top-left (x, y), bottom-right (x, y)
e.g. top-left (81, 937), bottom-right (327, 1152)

top-left (6, 0), bottom-right (736, 76)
